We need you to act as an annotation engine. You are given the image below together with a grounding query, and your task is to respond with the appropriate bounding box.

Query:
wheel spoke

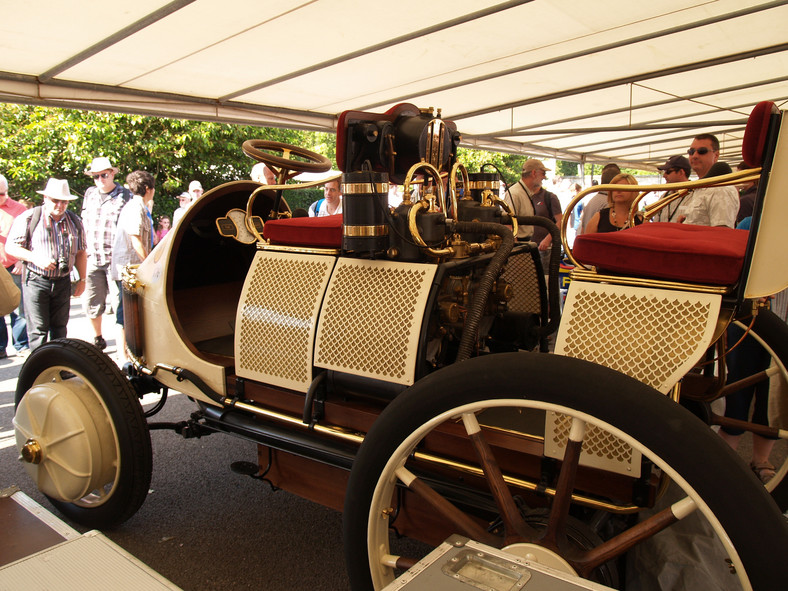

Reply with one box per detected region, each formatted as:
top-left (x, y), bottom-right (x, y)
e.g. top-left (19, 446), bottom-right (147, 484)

top-left (574, 497), bottom-right (695, 576)
top-left (461, 412), bottom-right (538, 543)
top-left (395, 466), bottom-right (500, 547)
top-left (541, 417), bottom-right (586, 551)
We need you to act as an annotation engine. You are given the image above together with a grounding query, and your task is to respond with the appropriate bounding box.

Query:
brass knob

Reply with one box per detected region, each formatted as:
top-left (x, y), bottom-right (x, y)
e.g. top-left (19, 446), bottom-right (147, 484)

top-left (21, 439), bottom-right (42, 464)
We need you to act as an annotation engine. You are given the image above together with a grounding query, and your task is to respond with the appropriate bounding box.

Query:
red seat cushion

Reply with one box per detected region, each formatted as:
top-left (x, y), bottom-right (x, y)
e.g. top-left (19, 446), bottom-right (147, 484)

top-left (743, 101), bottom-right (778, 168)
top-left (263, 214), bottom-right (343, 248)
top-left (573, 223), bottom-right (749, 286)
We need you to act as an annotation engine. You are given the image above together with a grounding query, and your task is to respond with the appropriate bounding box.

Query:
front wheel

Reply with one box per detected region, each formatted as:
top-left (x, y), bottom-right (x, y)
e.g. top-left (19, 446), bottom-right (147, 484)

top-left (343, 353), bottom-right (788, 590)
top-left (14, 339), bottom-right (152, 529)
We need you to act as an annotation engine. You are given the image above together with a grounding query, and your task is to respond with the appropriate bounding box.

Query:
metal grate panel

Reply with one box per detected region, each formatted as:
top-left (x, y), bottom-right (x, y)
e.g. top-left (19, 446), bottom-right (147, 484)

top-left (547, 281), bottom-right (721, 476)
top-left (545, 411), bottom-right (636, 476)
top-left (315, 259), bottom-right (437, 385)
top-left (500, 249), bottom-right (542, 316)
top-left (235, 251), bottom-right (335, 392)
top-left (555, 282), bottom-right (720, 393)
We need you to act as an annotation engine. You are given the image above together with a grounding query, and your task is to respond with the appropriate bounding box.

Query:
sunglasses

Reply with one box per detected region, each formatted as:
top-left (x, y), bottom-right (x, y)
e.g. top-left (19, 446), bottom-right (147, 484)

top-left (687, 147), bottom-right (712, 156)
top-left (92, 172), bottom-right (111, 180)
top-left (663, 168), bottom-right (682, 175)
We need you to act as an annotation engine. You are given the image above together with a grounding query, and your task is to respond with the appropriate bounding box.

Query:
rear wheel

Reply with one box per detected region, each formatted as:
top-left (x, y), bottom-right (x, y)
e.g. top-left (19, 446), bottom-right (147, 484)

top-left (344, 353), bottom-right (788, 590)
top-left (14, 339), bottom-right (152, 528)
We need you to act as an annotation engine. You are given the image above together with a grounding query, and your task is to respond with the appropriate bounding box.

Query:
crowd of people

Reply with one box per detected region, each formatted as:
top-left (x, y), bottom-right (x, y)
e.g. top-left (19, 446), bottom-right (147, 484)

top-left (0, 157), bottom-right (206, 363)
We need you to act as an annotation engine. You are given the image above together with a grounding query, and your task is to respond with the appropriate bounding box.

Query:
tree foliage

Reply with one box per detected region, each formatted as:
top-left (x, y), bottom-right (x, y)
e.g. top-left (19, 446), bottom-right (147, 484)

top-left (0, 104), bottom-right (335, 219)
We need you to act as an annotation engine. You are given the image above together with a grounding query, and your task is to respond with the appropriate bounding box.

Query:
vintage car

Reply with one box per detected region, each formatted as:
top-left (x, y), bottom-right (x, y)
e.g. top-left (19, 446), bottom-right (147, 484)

top-left (12, 101), bottom-right (788, 590)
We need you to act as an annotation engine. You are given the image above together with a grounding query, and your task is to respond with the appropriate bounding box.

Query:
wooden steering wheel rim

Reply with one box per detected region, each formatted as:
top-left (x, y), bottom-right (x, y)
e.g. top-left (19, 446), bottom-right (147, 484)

top-left (242, 140), bottom-right (331, 174)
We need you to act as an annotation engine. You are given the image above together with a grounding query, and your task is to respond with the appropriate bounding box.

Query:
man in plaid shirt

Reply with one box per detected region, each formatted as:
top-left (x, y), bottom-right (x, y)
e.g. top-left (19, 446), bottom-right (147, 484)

top-left (81, 156), bottom-right (131, 350)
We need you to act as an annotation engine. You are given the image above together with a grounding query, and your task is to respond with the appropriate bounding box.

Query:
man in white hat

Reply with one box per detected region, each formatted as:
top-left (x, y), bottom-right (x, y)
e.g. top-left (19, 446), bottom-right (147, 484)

top-left (251, 162), bottom-right (276, 185)
top-left (188, 180), bottom-right (203, 200)
top-left (6, 179), bottom-right (86, 350)
top-left (172, 191), bottom-right (192, 226)
top-left (81, 156), bottom-right (132, 350)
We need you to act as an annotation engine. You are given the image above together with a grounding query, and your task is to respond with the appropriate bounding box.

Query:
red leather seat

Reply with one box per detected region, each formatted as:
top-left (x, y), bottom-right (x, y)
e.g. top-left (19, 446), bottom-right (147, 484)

top-left (573, 223), bottom-right (749, 285)
top-left (263, 214), bottom-right (343, 248)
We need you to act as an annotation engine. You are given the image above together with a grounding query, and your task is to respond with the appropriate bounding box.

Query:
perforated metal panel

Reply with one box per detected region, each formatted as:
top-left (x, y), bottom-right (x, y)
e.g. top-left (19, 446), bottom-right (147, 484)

top-left (235, 251), bottom-right (336, 392)
top-left (315, 259), bottom-right (437, 385)
top-left (500, 249), bottom-right (542, 315)
top-left (555, 282), bottom-right (720, 393)
top-left (545, 411), bottom-right (638, 476)
top-left (547, 281), bottom-right (721, 476)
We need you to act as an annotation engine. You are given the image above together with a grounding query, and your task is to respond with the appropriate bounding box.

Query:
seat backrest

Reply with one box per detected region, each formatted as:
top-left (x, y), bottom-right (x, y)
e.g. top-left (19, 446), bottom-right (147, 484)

top-left (743, 104), bottom-right (788, 298)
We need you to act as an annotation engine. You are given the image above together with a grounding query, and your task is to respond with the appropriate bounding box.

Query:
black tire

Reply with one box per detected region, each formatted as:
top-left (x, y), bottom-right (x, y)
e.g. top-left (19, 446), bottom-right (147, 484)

top-left (343, 353), bottom-right (788, 590)
top-left (14, 338), bottom-right (152, 529)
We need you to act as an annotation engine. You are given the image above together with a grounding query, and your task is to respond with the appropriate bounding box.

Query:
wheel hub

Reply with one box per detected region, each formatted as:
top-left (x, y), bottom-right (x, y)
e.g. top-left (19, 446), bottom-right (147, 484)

top-left (13, 378), bottom-right (118, 502)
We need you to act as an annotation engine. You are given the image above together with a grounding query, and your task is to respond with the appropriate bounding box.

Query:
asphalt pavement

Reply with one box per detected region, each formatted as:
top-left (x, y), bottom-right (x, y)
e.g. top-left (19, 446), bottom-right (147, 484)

top-left (0, 297), bottom-right (350, 590)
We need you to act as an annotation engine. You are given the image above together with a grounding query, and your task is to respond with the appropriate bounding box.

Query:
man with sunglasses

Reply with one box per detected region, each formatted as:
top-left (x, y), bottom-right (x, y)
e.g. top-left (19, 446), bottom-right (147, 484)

top-left (652, 155), bottom-right (691, 223)
top-left (81, 156), bottom-right (132, 350)
top-left (669, 134), bottom-right (738, 228)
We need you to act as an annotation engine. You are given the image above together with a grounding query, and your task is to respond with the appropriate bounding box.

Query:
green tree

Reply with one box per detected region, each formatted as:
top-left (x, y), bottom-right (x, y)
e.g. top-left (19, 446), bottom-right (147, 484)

top-left (555, 160), bottom-right (579, 177)
top-left (0, 104), bottom-right (336, 219)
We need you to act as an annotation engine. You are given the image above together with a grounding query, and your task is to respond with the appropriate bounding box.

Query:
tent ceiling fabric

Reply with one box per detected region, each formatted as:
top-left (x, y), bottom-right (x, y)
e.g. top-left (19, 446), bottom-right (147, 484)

top-left (1, 0), bottom-right (787, 169)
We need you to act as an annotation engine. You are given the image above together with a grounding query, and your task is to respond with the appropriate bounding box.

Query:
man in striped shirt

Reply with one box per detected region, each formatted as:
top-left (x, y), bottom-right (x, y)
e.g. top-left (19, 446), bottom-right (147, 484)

top-left (80, 156), bottom-right (131, 350)
top-left (6, 179), bottom-right (86, 351)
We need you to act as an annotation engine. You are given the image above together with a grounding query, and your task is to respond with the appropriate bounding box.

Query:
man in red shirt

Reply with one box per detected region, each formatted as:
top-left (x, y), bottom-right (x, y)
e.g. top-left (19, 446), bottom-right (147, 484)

top-left (0, 174), bottom-right (29, 357)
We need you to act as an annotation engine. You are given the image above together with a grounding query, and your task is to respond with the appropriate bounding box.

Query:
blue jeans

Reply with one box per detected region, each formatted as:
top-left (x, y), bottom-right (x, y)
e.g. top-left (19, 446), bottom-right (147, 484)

top-left (0, 267), bottom-right (28, 352)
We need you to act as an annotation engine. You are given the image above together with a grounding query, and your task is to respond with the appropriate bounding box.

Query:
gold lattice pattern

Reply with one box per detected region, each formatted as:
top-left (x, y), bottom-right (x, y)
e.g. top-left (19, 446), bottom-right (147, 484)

top-left (560, 288), bottom-right (711, 390)
top-left (548, 412), bottom-right (633, 466)
top-left (238, 256), bottom-right (332, 385)
top-left (501, 251), bottom-right (542, 315)
top-left (316, 263), bottom-right (430, 381)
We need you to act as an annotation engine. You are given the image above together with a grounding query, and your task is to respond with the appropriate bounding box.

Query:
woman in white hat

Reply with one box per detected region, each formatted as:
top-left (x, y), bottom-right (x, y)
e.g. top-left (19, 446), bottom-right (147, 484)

top-left (5, 179), bottom-right (87, 350)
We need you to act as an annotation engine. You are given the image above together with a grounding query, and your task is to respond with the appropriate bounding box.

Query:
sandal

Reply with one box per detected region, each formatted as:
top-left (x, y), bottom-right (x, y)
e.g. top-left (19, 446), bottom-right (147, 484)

top-left (750, 461), bottom-right (776, 484)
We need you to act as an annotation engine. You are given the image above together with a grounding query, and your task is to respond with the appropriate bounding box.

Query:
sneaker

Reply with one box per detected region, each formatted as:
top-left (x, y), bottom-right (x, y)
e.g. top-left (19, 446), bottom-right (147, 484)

top-left (0, 349), bottom-right (6, 359)
top-left (15, 347), bottom-right (30, 358)
top-left (94, 336), bottom-right (107, 350)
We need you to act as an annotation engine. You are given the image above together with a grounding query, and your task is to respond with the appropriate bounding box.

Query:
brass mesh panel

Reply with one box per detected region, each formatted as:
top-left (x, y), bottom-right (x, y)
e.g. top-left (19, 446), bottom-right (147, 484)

top-left (501, 250), bottom-right (542, 315)
top-left (558, 285), bottom-right (713, 391)
top-left (315, 260), bottom-right (437, 385)
top-left (236, 252), bottom-right (335, 391)
top-left (547, 412), bottom-right (634, 470)
top-left (548, 281), bottom-right (721, 476)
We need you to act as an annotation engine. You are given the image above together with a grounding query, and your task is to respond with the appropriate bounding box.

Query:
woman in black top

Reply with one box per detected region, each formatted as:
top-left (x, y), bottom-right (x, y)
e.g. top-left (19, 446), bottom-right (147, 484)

top-left (584, 173), bottom-right (643, 234)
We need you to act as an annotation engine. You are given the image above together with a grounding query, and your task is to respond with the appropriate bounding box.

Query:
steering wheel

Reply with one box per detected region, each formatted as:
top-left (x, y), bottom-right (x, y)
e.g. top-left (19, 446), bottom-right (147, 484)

top-left (242, 140), bottom-right (331, 183)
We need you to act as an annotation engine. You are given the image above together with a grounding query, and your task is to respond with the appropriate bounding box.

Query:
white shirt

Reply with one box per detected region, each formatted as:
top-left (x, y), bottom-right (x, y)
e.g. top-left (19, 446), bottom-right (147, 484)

top-left (308, 199), bottom-right (342, 217)
top-left (503, 181), bottom-right (535, 240)
top-left (674, 185), bottom-right (739, 227)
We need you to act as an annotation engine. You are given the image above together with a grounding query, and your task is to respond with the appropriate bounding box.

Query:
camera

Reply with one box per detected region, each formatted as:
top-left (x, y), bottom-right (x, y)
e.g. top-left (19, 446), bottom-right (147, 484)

top-left (57, 256), bottom-right (69, 275)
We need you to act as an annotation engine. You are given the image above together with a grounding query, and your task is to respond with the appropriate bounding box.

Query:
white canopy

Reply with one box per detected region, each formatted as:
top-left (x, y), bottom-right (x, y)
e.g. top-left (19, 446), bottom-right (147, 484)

top-left (1, 0), bottom-right (786, 169)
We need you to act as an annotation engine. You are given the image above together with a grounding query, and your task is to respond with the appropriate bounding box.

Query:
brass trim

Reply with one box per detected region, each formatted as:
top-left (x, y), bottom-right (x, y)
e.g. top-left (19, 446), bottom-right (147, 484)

top-left (569, 267), bottom-right (731, 295)
top-left (21, 438), bottom-right (42, 464)
top-left (343, 225), bottom-right (389, 237)
top-left (257, 242), bottom-right (340, 256)
top-left (413, 449), bottom-right (641, 515)
top-left (468, 180), bottom-right (499, 190)
top-left (342, 182), bottom-right (389, 194)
